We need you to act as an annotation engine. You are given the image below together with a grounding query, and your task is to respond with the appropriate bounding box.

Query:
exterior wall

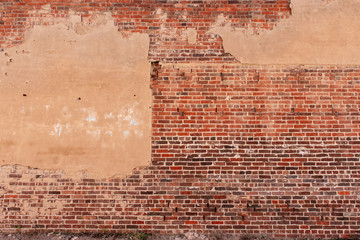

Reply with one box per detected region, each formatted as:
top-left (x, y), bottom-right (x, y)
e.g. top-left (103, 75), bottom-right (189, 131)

top-left (0, 18), bottom-right (152, 179)
top-left (0, 0), bottom-right (360, 239)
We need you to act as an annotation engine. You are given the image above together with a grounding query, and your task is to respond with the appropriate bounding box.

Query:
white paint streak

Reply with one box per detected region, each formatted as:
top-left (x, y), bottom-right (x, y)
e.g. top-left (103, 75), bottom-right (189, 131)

top-left (86, 114), bottom-right (97, 122)
top-left (104, 112), bottom-right (114, 120)
top-left (50, 123), bottom-right (62, 136)
top-left (86, 130), bottom-right (101, 138)
top-left (105, 130), bottom-right (113, 137)
top-left (130, 119), bottom-right (138, 126)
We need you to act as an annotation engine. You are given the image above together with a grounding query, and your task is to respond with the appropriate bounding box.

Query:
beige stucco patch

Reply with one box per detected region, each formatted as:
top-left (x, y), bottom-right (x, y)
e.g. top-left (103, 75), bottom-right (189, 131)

top-left (0, 14), bottom-right (151, 179)
top-left (186, 28), bottom-right (197, 45)
top-left (209, 0), bottom-right (360, 64)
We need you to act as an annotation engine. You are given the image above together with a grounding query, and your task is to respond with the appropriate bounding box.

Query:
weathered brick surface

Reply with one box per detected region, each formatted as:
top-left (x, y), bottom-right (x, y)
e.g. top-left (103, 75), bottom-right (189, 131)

top-left (1, 1), bottom-right (360, 239)
top-left (0, 0), bottom-right (291, 62)
top-left (150, 64), bottom-right (360, 238)
top-left (0, 64), bottom-right (359, 239)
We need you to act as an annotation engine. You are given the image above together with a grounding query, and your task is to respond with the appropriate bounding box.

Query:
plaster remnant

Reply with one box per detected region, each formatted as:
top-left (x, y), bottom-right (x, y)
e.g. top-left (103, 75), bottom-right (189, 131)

top-left (209, 0), bottom-right (360, 64)
top-left (70, 13), bottom-right (112, 35)
top-left (37, 4), bottom-right (52, 14)
top-left (0, 14), bottom-right (152, 179)
top-left (186, 28), bottom-right (197, 44)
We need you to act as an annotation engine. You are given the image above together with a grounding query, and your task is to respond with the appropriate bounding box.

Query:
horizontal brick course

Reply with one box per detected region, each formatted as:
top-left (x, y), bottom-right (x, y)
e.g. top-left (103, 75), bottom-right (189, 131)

top-left (0, 64), bottom-right (359, 239)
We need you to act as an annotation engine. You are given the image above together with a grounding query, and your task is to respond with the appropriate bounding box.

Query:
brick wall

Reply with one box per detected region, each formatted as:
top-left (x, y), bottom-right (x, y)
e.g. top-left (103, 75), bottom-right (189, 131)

top-left (1, 0), bottom-right (360, 239)
top-left (0, 0), bottom-right (291, 62)
top-left (150, 64), bottom-right (360, 238)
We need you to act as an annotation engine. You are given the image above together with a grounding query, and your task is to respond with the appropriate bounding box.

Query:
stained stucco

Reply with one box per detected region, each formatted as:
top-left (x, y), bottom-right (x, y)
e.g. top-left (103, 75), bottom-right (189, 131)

top-left (0, 14), bottom-right (151, 179)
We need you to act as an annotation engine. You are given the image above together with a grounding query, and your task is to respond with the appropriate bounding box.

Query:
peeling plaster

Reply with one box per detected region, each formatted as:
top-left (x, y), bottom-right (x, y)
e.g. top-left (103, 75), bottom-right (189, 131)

top-left (186, 28), bottom-right (197, 45)
top-left (209, 0), bottom-right (360, 64)
top-left (0, 14), bottom-right (152, 179)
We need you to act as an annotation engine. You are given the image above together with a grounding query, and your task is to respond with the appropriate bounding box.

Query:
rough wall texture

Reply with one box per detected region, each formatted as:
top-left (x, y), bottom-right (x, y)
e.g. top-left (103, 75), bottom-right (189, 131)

top-left (210, 0), bottom-right (360, 64)
top-left (0, 0), bottom-right (360, 239)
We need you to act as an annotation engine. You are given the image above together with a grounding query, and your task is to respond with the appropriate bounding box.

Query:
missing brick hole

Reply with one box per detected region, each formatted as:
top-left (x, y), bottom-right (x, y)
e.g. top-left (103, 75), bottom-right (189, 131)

top-left (150, 61), bottom-right (160, 80)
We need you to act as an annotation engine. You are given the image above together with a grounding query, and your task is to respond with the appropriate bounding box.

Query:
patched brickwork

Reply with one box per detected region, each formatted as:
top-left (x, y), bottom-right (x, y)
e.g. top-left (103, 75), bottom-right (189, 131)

top-left (0, 0), bottom-right (360, 239)
top-left (0, 64), bottom-right (359, 239)
top-left (0, 0), bottom-right (291, 62)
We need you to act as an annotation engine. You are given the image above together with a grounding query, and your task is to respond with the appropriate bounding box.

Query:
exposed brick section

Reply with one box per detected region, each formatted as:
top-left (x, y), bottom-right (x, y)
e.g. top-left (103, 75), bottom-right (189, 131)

top-left (149, 64), bottom-right (360, 238)
top-left (0, 64), bottom-right (359, 239)
top-left (0, 0), bottom-right (291, 62)
top-left (1, 1), bottom-right (360, 239)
